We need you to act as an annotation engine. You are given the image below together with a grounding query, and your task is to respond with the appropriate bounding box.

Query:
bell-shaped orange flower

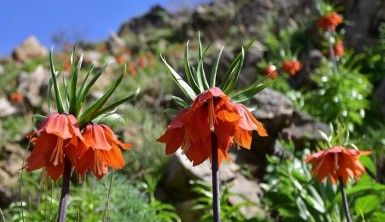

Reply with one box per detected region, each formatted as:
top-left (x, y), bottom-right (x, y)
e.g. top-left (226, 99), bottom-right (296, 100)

top-left (317, 12), bottom-right (343, 31)
top-left (26, 113), bottom-right (85, 181)
top-left (282, 59), bottom-right (302, 76)
top-left (264, 65), bottom-right (278, 79)
top-left (333, 40), bottom-right (345, 57)
top-left (305, 146), bottom-right (371, 184)
top-left (68, 124), bottom-right (132, 179)
top-left (157, 87), bottom-right (267, 166)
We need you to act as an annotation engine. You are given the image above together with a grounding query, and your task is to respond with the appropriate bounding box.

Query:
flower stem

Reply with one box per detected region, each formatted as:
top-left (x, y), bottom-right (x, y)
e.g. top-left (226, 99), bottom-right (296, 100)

top-left (339, 177), bottom-right (352, 222)
top-left (327, 30), bottom-right (338, 74)
top-left (58, 157), bottom-right (71, 222)
top-left (211, 133), bottom-right (221, 222)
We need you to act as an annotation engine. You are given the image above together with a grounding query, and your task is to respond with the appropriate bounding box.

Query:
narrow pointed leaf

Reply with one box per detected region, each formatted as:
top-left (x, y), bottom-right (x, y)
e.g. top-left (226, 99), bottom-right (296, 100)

top-left (231, 78), bottom-right (270, 103)
top-left (76, 64), bottom-right (106, 113)
top-left (184, 41), bottom-right (200, 93)
top-left (49, 49), bottom-right (65, 113)
top-left (161, 55), bottom-right (196, 101)
top-left (97, 87), bottom-right (140, 115)
top-left (209, 46), bottom-right (223, 87)
top-left (69, 54), bottom-right (82, 115)
top-left (220, 40), bottom-right (255, 93)
top-left (171, 96), bottom-right (189, 108)
top-left (78, 75), bottom-right (123, 126)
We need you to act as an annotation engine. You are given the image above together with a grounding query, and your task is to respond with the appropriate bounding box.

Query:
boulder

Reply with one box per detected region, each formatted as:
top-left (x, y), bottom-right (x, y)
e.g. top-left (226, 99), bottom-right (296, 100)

top-left (281, 111), bottom-right (330, 148)
top-left (0, 97), bottom-right (17, 118)
top-left (0, 143), bottom-right (26, 208)
top-left (252, 88), bottom-right (294, 136)
top-left (118, 5), bottom-right (172, 36)
top-left (159, 151), bottom-right (264, 221)
top-left (106, 33), bottom-right (125, 55)
top-left (12, 36), bottom-right (48, 62)
top-left (18, 65), bottom-right (50, 107)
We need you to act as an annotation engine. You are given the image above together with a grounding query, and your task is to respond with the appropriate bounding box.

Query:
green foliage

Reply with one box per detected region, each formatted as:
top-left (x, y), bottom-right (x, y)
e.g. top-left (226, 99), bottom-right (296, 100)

top-left (262, 141), bottom-right (385, 222)
top-left (4, 173), bottom-right (179, 222)
top-left (262, 150), bottom-right (340, 222)
top-left (191, 180), bottom-right (264, 222)
top-left (304, 57), bottom-right (372, 126)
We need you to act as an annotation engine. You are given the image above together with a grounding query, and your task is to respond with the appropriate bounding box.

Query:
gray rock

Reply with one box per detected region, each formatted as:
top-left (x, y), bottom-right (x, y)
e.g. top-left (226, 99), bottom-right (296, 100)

top-left (106, 33), bottom-right (125, 55)
top-left (82, 50), bottom-right (102, 67)
top-left (160, 150), bottom-right (263, 220)
top-left (0, 65), bottom-right (4, 75)
top-left (0, 97), bottom-right (17, 118)
top-left (281, 111), bottom-right (330, 148)
top-left (252, 88), bottom-right (294, 136)
top-left (18, 65), bottom-right (50, 107)
top-left (0, 143), bottom-right (26, 208)
top-left (12, 36), bottom-right (48, 62)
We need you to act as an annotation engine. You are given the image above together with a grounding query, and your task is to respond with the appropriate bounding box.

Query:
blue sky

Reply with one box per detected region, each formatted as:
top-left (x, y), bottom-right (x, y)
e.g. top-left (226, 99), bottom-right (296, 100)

top-left (0, 0), bottom-right (207, 56)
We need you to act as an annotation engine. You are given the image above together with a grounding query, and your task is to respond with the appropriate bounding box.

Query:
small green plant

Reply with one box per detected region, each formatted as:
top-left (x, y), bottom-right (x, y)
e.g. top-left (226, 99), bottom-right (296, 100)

top-left (304, 57), bottom-right (372, 126)
top-left (191, 180), bottom-right (261, 222)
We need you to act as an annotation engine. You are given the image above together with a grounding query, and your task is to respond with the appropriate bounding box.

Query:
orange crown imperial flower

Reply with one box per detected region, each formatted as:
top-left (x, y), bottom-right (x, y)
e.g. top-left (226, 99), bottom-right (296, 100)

top-left (264, 65), bottom-right (278, 79)
top-left (305, 146), bottom-right (371, 185)
top-left (333, 40), bottom-right (345, 57)
top-left (317, 12), bottom-right (343, 31)
top-left (26, 113), bottom-right (87, 180)
top-left (68, 123), bottom-right (132, 179)
top-left (157, 87), bottom-right (267, 166)
top-left (282, 59), bottom-right (302, 76)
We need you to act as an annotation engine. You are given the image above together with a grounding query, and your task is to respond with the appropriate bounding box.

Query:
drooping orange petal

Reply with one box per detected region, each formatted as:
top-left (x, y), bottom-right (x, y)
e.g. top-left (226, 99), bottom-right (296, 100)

top-left (45, 113), bottom-right (73, 139)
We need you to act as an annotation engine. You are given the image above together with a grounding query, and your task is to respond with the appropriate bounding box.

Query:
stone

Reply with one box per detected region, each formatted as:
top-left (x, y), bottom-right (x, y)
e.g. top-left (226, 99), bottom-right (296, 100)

top-left (12, 36), bottom-right (48, 62)
top-left (118, 5), bottom-right (172, 36)
top-left (106, 33), bottom-right (125, 55)
top-left (82, 50), bottom-right (102, 67)
top-left (251, 88), bottom-right (294, 136)
top-left (159, 151), bottom-right (263, 220)
top-left (0, 97), bottom-right (17, 118)
top-left (18, 65), bottom-right (50, 107)
top-left (0, 143), bottom-right (25, 208)
top-left (281, 111), bottom-right (330, 148)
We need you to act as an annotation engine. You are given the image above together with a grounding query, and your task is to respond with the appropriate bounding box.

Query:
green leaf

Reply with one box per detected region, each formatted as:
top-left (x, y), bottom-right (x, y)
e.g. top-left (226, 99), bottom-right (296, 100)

top-left (209, 46), bottom-right (223, 87)
top-left (76, 65), bottom-right (106, 114)
top-left (360, 155), bottom-right (376, 176)
top-left (184, 41), bottom-right (200, 93)
top-left (354, 195), bottom-right (381, 215)
top-left (163, 108), bottom-right (178, 118)
top-left (161, 54), bottom-right (196, 101)
top-left (97, 87), bottom-right (140, 115)
top-left (220, 39), bottom-right (255, 93)
top-left (196, 33), bottom-right (210, 90)
top-left (231, 79), bottom-right (269, 103)
top-left (68, 53), bottom-right (83, 115)
top-left (171, 96), bottom-right (189, 108)
top-left (78, 75), bottom-right (123, 126)
top-left (49, 49), bottom-right (65, 113)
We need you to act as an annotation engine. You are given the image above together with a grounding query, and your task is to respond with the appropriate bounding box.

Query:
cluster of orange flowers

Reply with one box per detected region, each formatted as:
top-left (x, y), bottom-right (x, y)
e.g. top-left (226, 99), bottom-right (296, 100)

top-left (317, 12), bottom-right (343, 31)
top-left (306, 146), bottom-right (370, 184)
top-left (264, 59), bottom-right (302, 79)
top-left (157, 87), bottom-right (267, 166)
top-left (26, 113), bottom-right (131, 180)
top-left (115, 52), bottom-right (154, 76)
top-left (8, 91), bottom-right (24, 104)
